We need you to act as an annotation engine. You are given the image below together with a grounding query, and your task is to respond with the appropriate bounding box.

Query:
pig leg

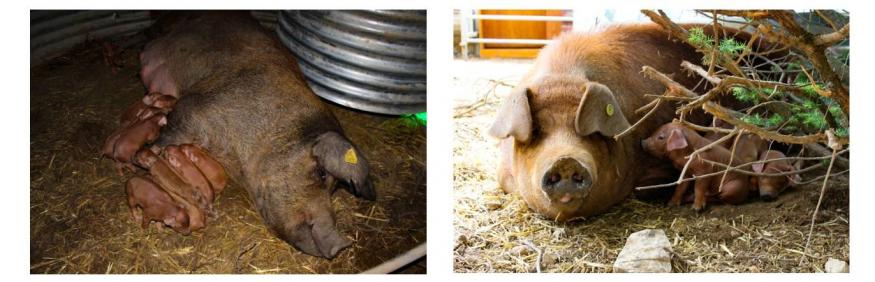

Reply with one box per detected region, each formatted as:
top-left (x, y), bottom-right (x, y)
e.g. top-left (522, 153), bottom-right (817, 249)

top-left (125, 184), bottom-right (144, 224)
top-left (692, 177), bottom-right (712, 211)
top-left (668, 179), bottom-right (691, 206)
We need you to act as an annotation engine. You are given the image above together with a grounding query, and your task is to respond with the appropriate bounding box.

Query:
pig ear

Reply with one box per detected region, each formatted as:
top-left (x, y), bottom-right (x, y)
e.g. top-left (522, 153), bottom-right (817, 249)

top-left (575, 82), bottom-right (631, 137)
top-left (752, 163), bottom-right (765, 173)
top-left (774, 162), bottom-right (794, 173)
top-left (488, 87), bottom-right (533, 143)
top-left (666, 128), bottom-right (688, 152)
top-left (312, 132), bottom-right (376, 201)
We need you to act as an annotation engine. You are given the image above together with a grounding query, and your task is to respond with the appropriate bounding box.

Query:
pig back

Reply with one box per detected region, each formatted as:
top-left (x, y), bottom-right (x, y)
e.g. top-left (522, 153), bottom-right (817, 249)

top-left (150, 12), bottom-right (342, 181)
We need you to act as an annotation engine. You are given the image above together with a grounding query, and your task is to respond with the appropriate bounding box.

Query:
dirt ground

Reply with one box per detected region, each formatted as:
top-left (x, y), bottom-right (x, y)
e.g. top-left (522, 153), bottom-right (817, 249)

top-left (452, 59), bottom-right (849, 273)
top-left (30, 40), bottom-right (426, 274)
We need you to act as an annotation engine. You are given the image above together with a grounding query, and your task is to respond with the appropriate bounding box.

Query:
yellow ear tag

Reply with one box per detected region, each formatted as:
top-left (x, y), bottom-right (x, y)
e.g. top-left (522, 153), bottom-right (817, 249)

top-left (605, 104), bottom-right (615, 117)
top-left (344, 148), bottom-right (358, 164)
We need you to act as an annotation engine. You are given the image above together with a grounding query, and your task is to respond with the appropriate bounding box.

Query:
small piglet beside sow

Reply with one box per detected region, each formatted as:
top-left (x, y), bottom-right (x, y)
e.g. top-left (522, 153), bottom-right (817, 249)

top-left (490, 24), bottom-right (719, 220)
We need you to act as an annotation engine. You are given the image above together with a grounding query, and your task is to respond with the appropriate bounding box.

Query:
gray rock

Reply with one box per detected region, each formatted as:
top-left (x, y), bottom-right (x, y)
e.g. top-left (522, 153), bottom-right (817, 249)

top-left (824, 258), bottom-right (849, 273)
top-left (613, 229), bottom-right (672, 273)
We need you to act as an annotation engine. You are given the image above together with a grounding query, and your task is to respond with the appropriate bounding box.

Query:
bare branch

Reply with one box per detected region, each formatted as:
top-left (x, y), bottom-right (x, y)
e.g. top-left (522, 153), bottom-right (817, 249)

top-left (801, 145), bottom-right (840, 265)
top-left (642, 65), bottom-right (849, 146)
top-left (615, 99), bottom-right (662, 140)
top-left (814, 24), bottom-right (848, 47)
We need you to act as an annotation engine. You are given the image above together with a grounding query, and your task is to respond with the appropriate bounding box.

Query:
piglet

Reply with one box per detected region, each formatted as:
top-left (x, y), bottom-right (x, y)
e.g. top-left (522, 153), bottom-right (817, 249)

top-left (703, 119), bottom-right (766, 165)
top-left (642, 122), bottom-right (751, 211)
top-left (142, 92), bottom-right (178, 110)
top-left (180, 144), bottom-right (228, 196)
top-left (126, 176), bottom-right (190, 234)
top-left (166, 145), bottom-right (215, 214)
top-left (139, 149), bottom-right (208, 232)
top-left (112, 114), bottom-right (167, 164)
top-left (751, 150), bottom-right (800, 201)
top-left (119, 93), bottom-right (176, 127)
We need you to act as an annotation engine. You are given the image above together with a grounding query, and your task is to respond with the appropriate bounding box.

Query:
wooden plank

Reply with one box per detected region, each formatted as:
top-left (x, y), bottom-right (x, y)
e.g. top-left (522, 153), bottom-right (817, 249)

top-left (479, 10), bottom-right (548, 49)
top-left (479, 48), bottom-right (541, 59)
top-left (475, 9), bottom-right (567, 58)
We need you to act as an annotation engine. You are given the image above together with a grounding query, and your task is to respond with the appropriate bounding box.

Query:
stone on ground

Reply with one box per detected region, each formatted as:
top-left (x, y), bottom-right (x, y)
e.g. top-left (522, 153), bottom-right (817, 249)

top-left (612, 229), bottom-right (672, 273)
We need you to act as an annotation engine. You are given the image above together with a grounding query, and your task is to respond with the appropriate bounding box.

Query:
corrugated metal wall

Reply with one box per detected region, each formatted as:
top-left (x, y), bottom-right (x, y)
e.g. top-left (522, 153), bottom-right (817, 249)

top-left (30, 10), bottom-right (279, 67)
top-left (278, 10), bottom-right (426, 115)
top-left (30, 11), bottom-right (154, 66)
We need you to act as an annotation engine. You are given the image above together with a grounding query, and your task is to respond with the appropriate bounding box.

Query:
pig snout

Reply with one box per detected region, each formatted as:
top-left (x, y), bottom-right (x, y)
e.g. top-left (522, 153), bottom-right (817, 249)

top-left (277, 210), bottom-right (352, 259)
top-left (540, 157), bottom-right (593, 205)
top-left (759, 188), bottom-right (778, 201)
top-left (311, 220), bottom-right (353, 259)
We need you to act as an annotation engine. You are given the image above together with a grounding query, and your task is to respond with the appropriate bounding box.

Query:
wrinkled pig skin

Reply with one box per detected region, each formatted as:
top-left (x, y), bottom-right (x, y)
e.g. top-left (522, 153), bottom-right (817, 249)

top-left (490, 24), bottom-right (727, 220)
top-left (751, 150), bottom-right (800, 201)
top-left (642, 122), bottom-right (751, 211)
top-left (126, 176), bottom-right (191, 234)
top-left (139, 12), bottom-right (371, 258)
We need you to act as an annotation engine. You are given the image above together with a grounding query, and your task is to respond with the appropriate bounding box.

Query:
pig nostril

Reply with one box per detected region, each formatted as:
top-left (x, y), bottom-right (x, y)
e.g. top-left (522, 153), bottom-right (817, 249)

top-left (547, 173), bottom-right (561, 185)
top-left (572, 173), bottom-right (583, 182)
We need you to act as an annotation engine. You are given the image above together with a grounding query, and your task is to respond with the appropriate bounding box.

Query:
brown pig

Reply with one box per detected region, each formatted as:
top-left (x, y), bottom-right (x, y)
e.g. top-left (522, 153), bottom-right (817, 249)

top-left (133, 12), bottom-right (367, 258)
top-left (180, 144), bottom-right (228, 196)
top-left (488, 24), bottom-right (738, 220)
top-left (703, 119), bottom-right (768, 166)
top-left (641, 122), bottom-right (751, 210)
top-left (165, 145), bottom-right (215, 212)
top-left (751, 150), bottom-right (800, 201)
top-left (142, 92), bottom-right (178, 109)
top-left (126, 176), bottom-right (190, 234)
top-left (139, 149), bottom-right (207, 232)
top-left (118, 100), bottom-right (151, 128)
top-left (119, 93), bottom-right (176, 127)
top-left (111, 114), bottom-right (167, 164)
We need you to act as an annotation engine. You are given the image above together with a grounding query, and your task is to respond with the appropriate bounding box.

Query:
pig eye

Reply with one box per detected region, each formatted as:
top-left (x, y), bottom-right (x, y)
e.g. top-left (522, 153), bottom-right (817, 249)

top-left (657, 135), bottom-right (664, 140)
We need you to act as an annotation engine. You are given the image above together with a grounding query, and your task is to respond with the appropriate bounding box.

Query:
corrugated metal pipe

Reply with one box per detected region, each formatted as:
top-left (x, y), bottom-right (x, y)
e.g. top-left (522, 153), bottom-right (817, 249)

top-left (278, 10), bottom-right (426, 115)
